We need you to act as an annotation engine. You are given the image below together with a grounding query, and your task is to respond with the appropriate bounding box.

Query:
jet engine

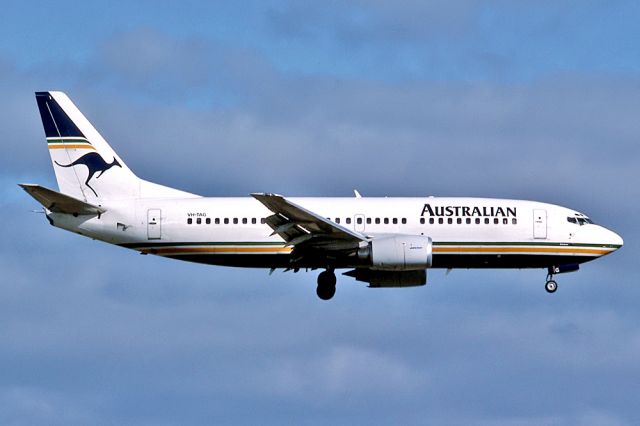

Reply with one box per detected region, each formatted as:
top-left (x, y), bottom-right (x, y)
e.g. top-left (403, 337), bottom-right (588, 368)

top-left (358, 235), bottom-right (433, 271)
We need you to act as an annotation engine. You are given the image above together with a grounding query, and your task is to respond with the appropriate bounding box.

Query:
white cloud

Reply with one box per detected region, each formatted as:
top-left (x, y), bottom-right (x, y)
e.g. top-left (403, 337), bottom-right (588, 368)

top-left (0, 386), bottom-right (94, 425)
top-left (262, 345), bottom-right (428, 400)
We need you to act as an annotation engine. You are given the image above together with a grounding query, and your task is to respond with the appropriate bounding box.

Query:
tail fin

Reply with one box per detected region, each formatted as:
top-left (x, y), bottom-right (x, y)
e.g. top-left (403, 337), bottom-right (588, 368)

top-left (35, 91), bottom-right (140, 201)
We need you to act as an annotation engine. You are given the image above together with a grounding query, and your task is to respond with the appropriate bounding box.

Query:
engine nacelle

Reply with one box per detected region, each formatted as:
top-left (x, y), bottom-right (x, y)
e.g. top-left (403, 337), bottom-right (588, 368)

top-left (359, 235), bottom-right (433, 271)
top-left (344, 269), bottom-right (427, 288)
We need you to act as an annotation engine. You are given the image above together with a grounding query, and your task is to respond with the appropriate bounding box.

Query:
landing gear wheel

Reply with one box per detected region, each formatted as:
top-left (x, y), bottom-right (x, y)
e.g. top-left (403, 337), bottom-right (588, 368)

top-left (316, 284), bottom-right (336, 300)
top-left (316, 270), bottom-right (337, 300)
top-left (545, 280), bottom-right (558, 294)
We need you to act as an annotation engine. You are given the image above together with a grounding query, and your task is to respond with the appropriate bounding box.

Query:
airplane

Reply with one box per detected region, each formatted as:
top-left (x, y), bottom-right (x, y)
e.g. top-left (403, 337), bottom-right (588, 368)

top-left (21, 91), bottom-right (623, 300)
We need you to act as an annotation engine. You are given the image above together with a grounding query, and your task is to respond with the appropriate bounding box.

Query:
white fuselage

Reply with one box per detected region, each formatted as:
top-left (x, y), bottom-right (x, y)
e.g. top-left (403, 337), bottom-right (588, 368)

top-left (49, 196), bottom-right (623, 270)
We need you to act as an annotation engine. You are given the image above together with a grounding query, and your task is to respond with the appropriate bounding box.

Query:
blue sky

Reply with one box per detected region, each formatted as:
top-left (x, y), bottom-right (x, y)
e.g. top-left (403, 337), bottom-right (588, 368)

top-left (1, 1), bottom-right (639, 424)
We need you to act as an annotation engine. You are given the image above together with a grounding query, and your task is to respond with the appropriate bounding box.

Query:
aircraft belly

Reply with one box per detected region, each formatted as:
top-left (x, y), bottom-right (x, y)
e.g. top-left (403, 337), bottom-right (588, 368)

top-left (431, 253), bottom-right (598, 269)
top-left (159, 252), bottom-right (599, 270)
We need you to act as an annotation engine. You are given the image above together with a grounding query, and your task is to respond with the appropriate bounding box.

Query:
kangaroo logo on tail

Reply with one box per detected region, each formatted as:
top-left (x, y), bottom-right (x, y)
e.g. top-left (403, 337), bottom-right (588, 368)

top-left (55, 153), bottom-right (122, 197)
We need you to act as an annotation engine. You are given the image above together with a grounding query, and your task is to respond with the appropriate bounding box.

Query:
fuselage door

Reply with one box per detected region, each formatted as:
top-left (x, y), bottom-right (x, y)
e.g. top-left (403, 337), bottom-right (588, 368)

top-left (533, 209), bottom-right (547, 239)
top-left (147, 208), bottom-right (162, 240)
top-left (354, 214), bottom-right (365, 232)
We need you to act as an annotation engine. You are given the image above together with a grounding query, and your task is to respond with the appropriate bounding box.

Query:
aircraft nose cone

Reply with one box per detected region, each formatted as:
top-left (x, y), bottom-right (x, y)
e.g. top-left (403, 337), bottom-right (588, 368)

top-left (610, 230), bottom-right (624, 249)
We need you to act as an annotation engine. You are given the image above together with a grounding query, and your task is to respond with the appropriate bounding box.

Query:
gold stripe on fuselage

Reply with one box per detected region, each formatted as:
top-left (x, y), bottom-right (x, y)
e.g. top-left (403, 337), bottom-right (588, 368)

top-left (143, 246), bottom-right (293, 255)
top-left (140, 244), bottom-right (611, 257)
top-left (432, 247), bottom-right (611, 256)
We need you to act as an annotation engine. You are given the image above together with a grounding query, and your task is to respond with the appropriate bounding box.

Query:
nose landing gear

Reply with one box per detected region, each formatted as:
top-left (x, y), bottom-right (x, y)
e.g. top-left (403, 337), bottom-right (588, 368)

top-left (544, 264), bottom-right (579, 293)
top-left (316, 269), bottom-right (337, 300)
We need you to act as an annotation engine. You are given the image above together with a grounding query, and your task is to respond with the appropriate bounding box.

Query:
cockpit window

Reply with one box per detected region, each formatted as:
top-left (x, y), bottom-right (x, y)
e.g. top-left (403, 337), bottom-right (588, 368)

top-left (567, 216), bottom-right (594, 226)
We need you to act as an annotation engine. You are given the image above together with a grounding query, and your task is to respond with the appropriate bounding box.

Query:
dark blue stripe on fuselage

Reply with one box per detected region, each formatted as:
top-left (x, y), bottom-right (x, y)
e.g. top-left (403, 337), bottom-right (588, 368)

top-left (35, 92), bottom-right (85, 138)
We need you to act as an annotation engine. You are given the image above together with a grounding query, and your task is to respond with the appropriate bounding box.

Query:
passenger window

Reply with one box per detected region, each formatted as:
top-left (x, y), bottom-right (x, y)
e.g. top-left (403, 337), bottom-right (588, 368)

top-left (384, 218), bottom-right (389, 224)
top-left (375, 218), bottom-right (381, 224)
top-left (493, 218), bottom-right (499, 224)
top-left (420, 218), bottom-right (425, 224)
top-left (233, 218), bottom-right (238, 224)
top-left (261, 218), bottom-right (266, 224)
top-left (242, 218), bottom-right (247, 224)
top-left (485, 218), bottom-right (490, 224)
top-left (346, 218), bottom-right (352, 224)
top-left (357, 217), bottom-right (363, 224)
top-left (448, 218), bottom-right (453, 224)
top-left (187, 218), bottom-right (193, 225)
top-left (512, 218), bottom-right (517, 225)
top-left (438, 218), bottom-right (444, 224)
top-left (224, 218), bottom-right (229, 224)
top-left (457, 218), bottom-right (462, 224)
top-left (401, 218), bottom-right (407, 224)
top-left (429, 218), bottom-right (435, 224)
top-left (252, 218), bottom-right (257, 224)
top-left (503, 218), bottom-right (508, 225)
top-left (206, 218), bottom-right (211, 225)
top-left (215, 218), bottom-right (220, 224)
top-left (196, 218), bottom-right (202, 225)
top-left (366, 218), bottom-right (372, 224)
top-left (466, 218), bottom-right (471, 224)
top-left (336, 218), bottom-right (341, 224)
top-left (476, 218), bottom-right (481, 224)
top-left (392, 218), bottom-right (398, 224)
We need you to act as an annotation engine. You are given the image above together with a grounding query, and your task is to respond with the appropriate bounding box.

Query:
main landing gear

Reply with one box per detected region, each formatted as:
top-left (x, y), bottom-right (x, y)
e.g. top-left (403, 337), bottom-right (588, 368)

top-left (316, 269), bottom-right (337, 300)
top-left (545, 268), bottom-right (558, 294)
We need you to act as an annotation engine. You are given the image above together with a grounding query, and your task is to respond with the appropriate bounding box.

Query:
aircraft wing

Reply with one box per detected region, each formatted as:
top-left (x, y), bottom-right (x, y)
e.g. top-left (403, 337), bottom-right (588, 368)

top-left (251, 193), bottom-right (366, 250)
top-left (19, 184), bottom-right (105, 216)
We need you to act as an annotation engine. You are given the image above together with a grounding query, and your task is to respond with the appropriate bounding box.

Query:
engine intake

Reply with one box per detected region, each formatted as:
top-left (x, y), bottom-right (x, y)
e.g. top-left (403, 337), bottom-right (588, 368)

top-left (359, 235), bottom-right (433, 271)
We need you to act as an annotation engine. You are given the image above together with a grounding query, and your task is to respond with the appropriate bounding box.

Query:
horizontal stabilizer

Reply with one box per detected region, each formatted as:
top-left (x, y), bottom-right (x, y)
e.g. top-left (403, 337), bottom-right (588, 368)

top-left (19, 184), bottom-right (105, 216)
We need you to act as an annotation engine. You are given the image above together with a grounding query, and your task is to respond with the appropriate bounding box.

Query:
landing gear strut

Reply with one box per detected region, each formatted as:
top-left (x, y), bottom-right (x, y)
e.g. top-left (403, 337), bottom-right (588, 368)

top-left (545, 268), bottom-right (558, 294)
top-left (316, 269), bottom-right (337, 300)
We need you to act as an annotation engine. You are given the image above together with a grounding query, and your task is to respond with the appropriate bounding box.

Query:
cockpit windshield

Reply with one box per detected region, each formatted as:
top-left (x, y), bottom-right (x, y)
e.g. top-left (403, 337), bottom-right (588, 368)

top-left (567, 216), bottom-right (594, 226)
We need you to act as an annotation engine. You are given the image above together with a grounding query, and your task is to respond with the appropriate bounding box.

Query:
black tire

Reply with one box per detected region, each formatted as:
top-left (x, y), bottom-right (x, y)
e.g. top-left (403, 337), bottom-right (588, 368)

top-left (316, 270), bottom-right (337, 300)
top-left (317, 270), bottom-right (337, 287)
top-left (545, 280), bottom-right (558, 294)
top-left (316, 284), bottom-right (336, 300)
